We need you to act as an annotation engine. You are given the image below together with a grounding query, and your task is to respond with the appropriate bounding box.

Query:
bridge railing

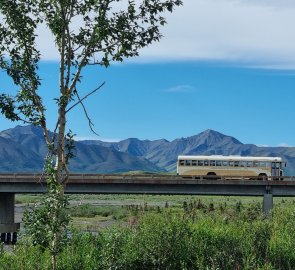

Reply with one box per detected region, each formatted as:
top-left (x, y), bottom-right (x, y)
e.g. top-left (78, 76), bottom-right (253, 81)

top-left (0, 173), bottom-right (294, 182)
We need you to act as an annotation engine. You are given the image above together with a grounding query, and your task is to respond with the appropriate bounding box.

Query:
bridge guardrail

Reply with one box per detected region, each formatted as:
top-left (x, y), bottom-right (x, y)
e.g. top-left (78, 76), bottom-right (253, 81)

top-left (0, 173), bottom-right (294, 183)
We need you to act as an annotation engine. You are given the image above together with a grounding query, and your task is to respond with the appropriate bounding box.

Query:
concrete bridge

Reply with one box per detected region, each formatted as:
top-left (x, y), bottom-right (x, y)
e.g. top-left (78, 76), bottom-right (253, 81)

top-left (1, 173), bottom-right (295, 244)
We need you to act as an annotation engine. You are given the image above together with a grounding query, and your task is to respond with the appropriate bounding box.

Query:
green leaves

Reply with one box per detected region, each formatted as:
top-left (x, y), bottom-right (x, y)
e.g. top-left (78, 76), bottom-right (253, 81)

top-left (0, 0), bottom-right (42, 126)
top-left (23, 159), bottom-right (71, 255)
top-left (65, 130), bottom-right (76, 164)
top-left (0, 94), bottom-right (20, 121)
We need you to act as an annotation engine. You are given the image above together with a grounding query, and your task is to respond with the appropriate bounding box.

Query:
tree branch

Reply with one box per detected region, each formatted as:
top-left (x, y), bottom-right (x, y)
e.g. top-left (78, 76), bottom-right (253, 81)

top-left (65, 81), bottom-right (105, 113)
top-left (71, 86), bottom-right (101, 136)
top-left (91, 40), bottom-right (121, 54)
top-left (67, 0), bottom-right (111, 96)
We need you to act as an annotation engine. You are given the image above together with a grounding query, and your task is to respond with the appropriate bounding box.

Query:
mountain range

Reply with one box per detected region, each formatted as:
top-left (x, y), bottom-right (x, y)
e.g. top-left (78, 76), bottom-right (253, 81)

top-left (0, 125), bottom-right (294, 175)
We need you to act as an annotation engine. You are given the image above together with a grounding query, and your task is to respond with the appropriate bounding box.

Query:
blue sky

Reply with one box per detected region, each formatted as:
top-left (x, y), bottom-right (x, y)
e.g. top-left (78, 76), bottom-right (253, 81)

top-left (1, 0), bottom-right (295, 146)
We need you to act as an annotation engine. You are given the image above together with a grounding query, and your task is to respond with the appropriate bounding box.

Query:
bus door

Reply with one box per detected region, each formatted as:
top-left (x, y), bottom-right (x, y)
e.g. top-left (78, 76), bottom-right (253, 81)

top-left (271, 162), bottom-right (279, 176)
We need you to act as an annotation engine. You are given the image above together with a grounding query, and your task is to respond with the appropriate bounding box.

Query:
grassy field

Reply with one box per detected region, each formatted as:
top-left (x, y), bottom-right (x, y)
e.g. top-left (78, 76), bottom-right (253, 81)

top-left (2, 194), bottom-right (295, 269)
top-left (15, 194), bottom-right (295, 232)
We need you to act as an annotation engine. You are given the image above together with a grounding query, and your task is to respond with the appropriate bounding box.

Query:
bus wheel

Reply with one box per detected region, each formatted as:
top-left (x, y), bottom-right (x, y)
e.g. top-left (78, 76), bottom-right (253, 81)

top-left (0, 233), bottom-right (5, 243)
top-left (5, 233), bottom-right (11, 245)
top-left (206, 172), bottom-right (218, 180)
top-left (12, 232), bottom-right (17, 244)
top-left (258, 173), bottom-right (267, 180)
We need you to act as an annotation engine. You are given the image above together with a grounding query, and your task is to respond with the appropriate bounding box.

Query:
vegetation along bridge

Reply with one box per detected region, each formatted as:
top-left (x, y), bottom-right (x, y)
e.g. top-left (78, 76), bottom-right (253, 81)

top-left (1, 173), bottom-right (295, 243)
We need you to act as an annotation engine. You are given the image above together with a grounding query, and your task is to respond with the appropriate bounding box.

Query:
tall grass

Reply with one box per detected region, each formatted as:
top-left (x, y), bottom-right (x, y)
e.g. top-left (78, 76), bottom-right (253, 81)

top-left (1, 205), bottom-right (295, 269)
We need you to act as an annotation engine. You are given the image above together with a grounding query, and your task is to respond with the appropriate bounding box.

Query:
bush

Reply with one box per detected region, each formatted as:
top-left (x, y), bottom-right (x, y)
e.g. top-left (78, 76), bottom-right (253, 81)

top-left (69, 204), bottom-right (128, 220)
top-left (2, 207), bottom-right (295, 269)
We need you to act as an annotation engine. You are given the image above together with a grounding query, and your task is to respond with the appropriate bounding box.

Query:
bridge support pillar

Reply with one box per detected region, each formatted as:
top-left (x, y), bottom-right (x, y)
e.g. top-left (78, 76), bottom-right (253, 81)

top-left (263, 194), bottom-right (273, 215)
top-left (0, 193), bottom-right (20, 244)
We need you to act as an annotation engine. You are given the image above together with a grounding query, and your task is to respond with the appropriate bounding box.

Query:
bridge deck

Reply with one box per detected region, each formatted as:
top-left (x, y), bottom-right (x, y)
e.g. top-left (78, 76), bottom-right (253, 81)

top-left (0, 173), bottom-right (294, 181)
top-left (0, 174), bottom-right (294, 196)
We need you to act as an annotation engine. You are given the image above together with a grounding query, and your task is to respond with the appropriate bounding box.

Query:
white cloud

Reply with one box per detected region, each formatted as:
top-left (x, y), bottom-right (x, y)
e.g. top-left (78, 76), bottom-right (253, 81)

top-left (36, 24), bottom-right (58, 60)
top-left (256, 142), bottom-right (291, 147)
top-left (256, 144), bottom-right (270, 147)
top-left (138, 0), bottom-right (295, 68)
top-left (239, 0), bottom-right (295, 9)
top-left (31, 0), bottom-right (295, 68)
top-left (277, 143), bottom-right (290, 147)
top-left (163, 84), bottom-right (195, 93)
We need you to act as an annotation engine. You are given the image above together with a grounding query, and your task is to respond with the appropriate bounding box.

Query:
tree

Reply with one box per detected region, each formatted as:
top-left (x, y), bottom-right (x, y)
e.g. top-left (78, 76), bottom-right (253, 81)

top-left (0, 0), bottom-right (182, 268)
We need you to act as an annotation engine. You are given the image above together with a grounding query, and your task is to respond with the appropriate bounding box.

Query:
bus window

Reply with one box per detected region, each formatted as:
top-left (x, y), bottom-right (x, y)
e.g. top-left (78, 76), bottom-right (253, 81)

top-left (266, 162), bottom-right (271, 168)
top-left (222, 161), bottom-right (228, 166)
top-left (179, 160), bottom-right (185, 166)
top-left (271, 162), bottom-right (277, 169)
top-left (192, 160), bottom-right (197, 166)
top-left (234, 161), bottom-right (239, 167)
top-left (198, 160), bottom-right (204, 166)
top-left (241, 161), bottom-right (247, 167)
top-left (271, 162), bottom-right (276, 169)
top-left (276, 162), bottom-right (280, 169)
top-left (281, 162), bottom-right (286, 168)
top-left (204, 160), bottom-right (209, 166)
top-left (247, 161), bottom-right (253, 167)
top-left (185, 160), bottom-right (191, 166)
top-left (210, 160), bottom-right (216, 166)
top-left (253, 161), bottom-right (259, 167)
top-left (259, 162), bottom-right (266, 167)
top-left (229, 161), bottom-right (234, 166)
top-left (216, 160), bottom-right (222, 166)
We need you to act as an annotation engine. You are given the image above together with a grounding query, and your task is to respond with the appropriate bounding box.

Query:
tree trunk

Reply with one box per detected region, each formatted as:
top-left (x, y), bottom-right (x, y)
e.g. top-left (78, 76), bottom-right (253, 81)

top-left (56, 110), bottom-right (66, 184)
top-left (52, 253), bottom-right (57, 270)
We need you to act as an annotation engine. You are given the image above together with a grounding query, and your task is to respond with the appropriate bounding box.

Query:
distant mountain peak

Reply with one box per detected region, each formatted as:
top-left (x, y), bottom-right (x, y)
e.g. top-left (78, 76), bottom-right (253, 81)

top-left (0, 124), bottom-right (44, 141)
top-left (196, 129), bottom-right (242, 145)
top-left (199, 129), bottom-right (225, 136)
top-left (14, 124), bottom-right (40, 133)
top-left (2, 124), bottom-right (38, 134)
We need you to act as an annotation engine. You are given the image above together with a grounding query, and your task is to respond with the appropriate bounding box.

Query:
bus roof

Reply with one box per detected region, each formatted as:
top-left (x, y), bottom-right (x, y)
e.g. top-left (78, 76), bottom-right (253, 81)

top-left (178, 155), bottom-right (283, 162)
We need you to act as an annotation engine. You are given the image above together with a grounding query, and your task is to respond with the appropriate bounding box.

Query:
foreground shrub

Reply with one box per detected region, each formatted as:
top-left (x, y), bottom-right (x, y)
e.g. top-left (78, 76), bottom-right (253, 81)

top-left (123, 212), bottom-right (192, 269)
top-left (0, 239), bottom-right (50, 270)
top-left (58, 233), bottom-right (102, 270)
top-left (268, 208), bottom-right (295, 270)
top-left (1, 207), bottom-right (295, 269)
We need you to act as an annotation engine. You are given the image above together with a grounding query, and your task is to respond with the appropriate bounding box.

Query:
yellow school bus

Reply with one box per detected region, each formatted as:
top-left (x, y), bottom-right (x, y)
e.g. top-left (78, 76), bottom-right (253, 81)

top-left (177, 155), bottom-right (286, 179)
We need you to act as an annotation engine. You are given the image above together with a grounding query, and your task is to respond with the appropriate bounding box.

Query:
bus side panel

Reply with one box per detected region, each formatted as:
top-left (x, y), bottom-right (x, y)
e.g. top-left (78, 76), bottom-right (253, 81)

top-left (177, 166), bottom-right (272, 177)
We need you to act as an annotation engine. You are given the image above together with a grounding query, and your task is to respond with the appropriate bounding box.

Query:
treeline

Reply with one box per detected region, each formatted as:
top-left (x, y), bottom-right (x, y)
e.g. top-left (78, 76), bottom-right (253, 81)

top-left (1, 205), bottom-right (295, 270)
